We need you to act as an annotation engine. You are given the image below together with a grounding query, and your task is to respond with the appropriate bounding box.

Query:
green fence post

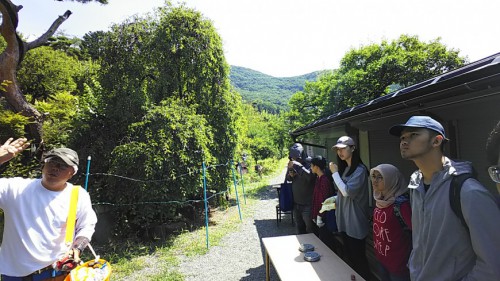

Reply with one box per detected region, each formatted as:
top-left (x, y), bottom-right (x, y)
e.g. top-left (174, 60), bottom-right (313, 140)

top-left (202, 161), bottom-right (209, 249)
top-left (239, 162), bottom-right (247, 204)
top-left (230, 160), bottom-right (243, 221)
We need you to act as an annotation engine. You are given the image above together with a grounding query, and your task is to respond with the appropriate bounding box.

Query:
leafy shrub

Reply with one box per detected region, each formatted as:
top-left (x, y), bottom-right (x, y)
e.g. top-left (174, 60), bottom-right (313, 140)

top-left (104, 100), bottom-right (213, 237)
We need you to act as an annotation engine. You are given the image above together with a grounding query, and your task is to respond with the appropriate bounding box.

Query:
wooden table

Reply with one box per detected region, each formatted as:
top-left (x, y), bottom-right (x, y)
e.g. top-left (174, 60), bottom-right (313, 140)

top-left (262, 233), bottom-right (365, 281)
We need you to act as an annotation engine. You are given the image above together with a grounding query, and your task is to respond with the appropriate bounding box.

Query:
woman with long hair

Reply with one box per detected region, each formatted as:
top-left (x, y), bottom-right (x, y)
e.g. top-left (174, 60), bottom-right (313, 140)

top-left (329, 136), bottom-right (370, 279)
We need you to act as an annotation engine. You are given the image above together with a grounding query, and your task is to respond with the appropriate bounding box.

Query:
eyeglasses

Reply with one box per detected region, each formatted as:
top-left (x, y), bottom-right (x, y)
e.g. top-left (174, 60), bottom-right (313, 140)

top-left (44, 159), bottom-right (71, 170)
top-left (370, 175), bottom-right (384, 182)
top-left (488, 166), bottom-right (500, 184)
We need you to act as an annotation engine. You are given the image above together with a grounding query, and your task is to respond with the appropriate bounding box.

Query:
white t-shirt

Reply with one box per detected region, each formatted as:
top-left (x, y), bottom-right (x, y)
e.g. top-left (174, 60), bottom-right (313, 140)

top-left (0, 178), bottom-right (97, 276)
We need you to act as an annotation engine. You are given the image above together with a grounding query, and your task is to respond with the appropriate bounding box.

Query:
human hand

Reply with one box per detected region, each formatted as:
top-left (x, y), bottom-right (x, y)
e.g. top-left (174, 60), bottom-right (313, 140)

top-left (329, 162), bottom-right (338, 173)
top-left (316, 215), bottom-right (325, 228)
top-left (69, 248), bottom-right (81, 263)
top-left (55, 249), bottom-right (81, 271)
top-left (0, 137), bottom-right (29, 164)
top-left (288, 160), bottom-right (294, 169)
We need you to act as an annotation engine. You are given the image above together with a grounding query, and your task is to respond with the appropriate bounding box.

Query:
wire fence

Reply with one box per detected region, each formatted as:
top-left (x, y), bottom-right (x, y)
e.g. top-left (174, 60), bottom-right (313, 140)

top-left (82, 157), bottom-right (248, 248)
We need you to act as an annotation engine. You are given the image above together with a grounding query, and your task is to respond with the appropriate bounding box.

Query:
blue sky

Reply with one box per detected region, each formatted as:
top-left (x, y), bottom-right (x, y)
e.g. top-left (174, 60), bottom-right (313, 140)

top-left (15, 0), bottom-right (500, 77)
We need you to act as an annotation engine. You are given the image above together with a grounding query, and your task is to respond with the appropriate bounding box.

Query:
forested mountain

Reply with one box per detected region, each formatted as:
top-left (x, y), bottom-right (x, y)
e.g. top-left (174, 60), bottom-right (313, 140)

top-left (229, 66), bottom-right (323, 113)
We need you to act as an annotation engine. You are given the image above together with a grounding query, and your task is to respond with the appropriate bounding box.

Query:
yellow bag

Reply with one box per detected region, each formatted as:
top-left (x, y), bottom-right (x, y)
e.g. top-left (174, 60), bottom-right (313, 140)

top-left (64, 258), bottom-right (111, 281)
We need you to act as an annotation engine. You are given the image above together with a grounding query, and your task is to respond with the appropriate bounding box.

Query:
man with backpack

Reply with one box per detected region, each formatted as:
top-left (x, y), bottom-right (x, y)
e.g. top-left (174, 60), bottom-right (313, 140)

top-left (389, 116), bottom-right (500, 281)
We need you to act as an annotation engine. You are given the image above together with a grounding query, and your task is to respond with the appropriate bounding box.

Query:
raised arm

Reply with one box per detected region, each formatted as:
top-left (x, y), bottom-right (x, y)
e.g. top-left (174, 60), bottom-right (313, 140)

top-left (0, 137), bottom-right (30, 165)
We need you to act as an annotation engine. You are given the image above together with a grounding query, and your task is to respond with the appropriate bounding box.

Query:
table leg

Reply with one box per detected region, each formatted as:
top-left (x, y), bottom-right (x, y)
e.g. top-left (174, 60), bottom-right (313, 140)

top-left (265, 250), bottom-right (270, 281)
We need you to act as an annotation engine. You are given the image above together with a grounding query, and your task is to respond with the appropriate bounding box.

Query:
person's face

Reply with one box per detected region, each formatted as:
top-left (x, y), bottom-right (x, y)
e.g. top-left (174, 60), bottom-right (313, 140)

top-left (336, 146), bottom-right (354, 161)
top-left (42, 158), bottom-right (74, 190)
top-left (371, 170), bottom-right (385, 192)
top-left (399, 128), bottom-right (436, 160)
top-left (311, 164), bottom-right (318, 175)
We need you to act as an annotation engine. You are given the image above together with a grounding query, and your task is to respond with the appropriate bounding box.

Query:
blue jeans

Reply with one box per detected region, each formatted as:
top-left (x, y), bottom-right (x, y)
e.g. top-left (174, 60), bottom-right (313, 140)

top-left (377, 262), bottom-right (410, 281)
top-left (2, 269), bottom-right (65, 281)
top-left (293, 203), bottom-right (314, 234)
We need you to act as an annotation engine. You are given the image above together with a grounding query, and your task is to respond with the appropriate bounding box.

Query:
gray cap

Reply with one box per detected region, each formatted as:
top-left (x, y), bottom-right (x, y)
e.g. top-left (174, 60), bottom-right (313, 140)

top-left (332, 136), bottom-right (355, 150)
top-left (44, 148), bottom-right (79, 167)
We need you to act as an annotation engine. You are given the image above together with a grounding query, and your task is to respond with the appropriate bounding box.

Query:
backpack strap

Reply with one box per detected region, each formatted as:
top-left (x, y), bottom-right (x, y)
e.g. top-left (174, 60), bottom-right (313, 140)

top-left (65, 185), bottom-right (80, 247)
top-left (393, 193), bottom-right (411, 234)
top-left (449, 173), bottom-right (473, 231)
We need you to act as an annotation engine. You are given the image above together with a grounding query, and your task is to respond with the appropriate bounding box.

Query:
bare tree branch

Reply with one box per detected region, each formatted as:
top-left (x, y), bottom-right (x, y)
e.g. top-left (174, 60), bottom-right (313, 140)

top-left (26, 10), bottom-right (72, 51)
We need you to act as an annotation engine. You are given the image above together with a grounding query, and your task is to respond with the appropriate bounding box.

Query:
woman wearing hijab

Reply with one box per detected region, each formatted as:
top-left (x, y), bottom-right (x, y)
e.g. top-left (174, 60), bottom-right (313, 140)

top-left (371, 164), bottom-right (412, 281)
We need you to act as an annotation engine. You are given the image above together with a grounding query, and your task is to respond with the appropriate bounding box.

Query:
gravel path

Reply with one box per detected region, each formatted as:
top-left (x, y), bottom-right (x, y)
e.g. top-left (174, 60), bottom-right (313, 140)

top-left (178, 166), bottom-right (295, 281)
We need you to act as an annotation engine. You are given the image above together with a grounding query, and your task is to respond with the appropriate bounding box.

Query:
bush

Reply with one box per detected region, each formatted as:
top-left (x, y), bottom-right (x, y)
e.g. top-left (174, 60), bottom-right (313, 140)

top-left (102, 100), bottom-right (214, 237)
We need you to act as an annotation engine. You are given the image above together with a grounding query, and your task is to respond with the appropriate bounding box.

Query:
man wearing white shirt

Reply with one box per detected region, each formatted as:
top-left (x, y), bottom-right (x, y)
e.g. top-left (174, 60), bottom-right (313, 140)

top-left (0, 138), bottom-right (97, 281)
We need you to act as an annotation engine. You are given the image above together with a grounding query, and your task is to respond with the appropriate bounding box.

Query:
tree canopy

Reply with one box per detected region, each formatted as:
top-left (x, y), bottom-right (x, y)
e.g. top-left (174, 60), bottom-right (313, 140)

top-left (65, 4), bottom-right (244, 236)
top-left (286, 35), bottom-right (466, 130)
top-left (0, 0), bottom-right (108, 144)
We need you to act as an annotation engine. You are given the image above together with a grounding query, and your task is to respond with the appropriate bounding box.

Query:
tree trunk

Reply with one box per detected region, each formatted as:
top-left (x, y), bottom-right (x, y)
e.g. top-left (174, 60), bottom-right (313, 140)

top-left (0, 0), bottom-right (71, 146)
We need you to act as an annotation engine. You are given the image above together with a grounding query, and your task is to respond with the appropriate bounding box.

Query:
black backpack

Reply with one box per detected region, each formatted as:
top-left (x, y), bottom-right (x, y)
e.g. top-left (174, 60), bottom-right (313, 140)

top-left (448, 170), bottom-right (499, 231)
top-left (393, 193), bottom-right (411, 235)
top-left (449, 173), bottom-right (476, 230)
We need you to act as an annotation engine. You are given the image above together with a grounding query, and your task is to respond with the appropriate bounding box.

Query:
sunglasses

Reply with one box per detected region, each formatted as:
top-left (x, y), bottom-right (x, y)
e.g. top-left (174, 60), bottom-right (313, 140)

top-left (488, 166), bottom-right (500, 184)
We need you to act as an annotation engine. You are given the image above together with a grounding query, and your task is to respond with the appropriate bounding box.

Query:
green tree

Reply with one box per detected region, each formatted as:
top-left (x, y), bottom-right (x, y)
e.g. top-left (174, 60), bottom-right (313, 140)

top-left (107, 99), bottom-right (212, 235)
top-left (331, 35), bottom-right (465, 113)
top-left (285, 72), bottom-right (334, 131)
top-left (73, 3), bottom-right (241, 237)
top-left (46, 35), bottom-right (83, 59)
top-left (287, 35), bottom-right (466, 129)
top-left (17, 46), bottom-right (83, 102)
top-left (0, 0), bottom-right (107, 144)
top-left (150, 4), bottom-right (239, 196)
top-left (34, 91), bottom-right (79, 147)
top-left (80, 31), bottom-right (107, 61)
top-left (240, 103), bottom-right (286, 162)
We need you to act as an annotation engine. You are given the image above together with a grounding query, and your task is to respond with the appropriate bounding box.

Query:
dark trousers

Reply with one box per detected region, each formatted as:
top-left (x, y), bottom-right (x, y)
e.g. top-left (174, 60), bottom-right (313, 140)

top-left (342, 232), bottom-right (371, 280)
top-left (313, 224), bottom-right (339, 253)
top-left (293, 203), bottom-right (314, 234)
